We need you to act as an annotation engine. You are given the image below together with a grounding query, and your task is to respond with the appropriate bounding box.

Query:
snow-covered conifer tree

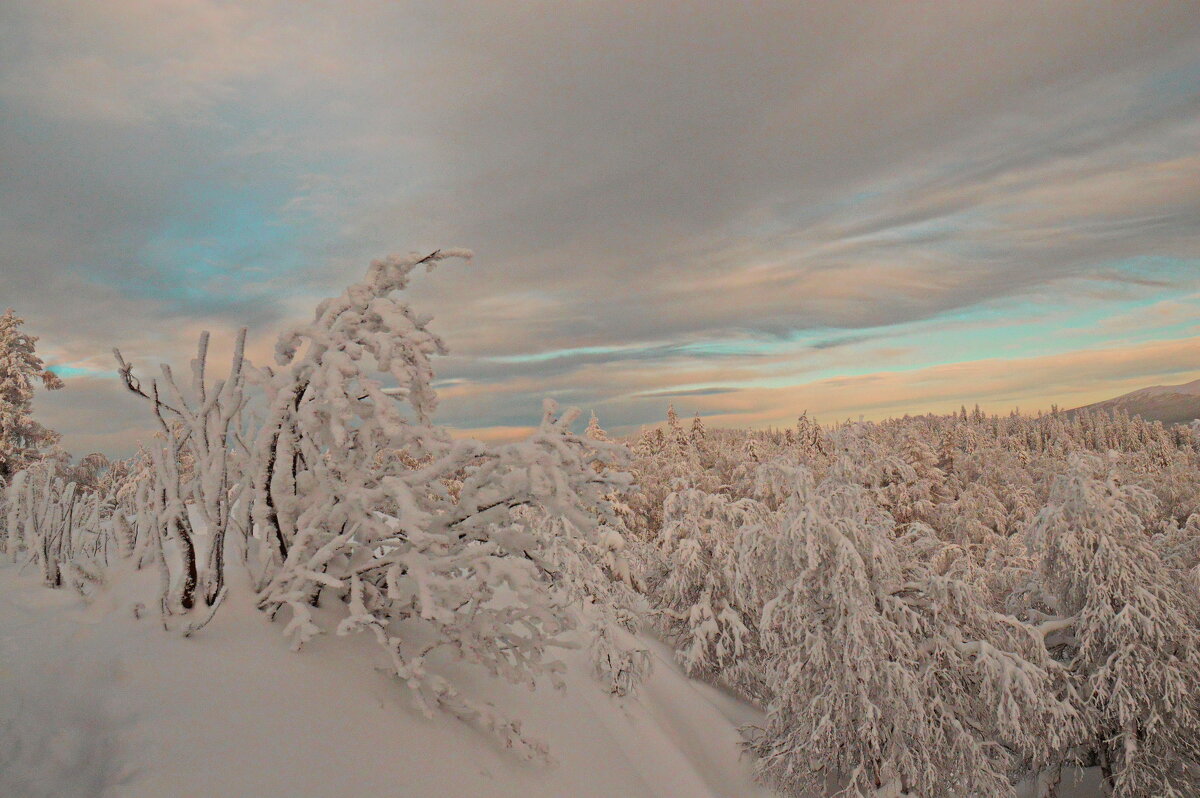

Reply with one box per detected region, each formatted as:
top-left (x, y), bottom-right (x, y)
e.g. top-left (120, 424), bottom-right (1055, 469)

top-left (0, 309), bottom-right (63, 482)
top-left (585, 410), bottom-right (609, 442)
top-left (659, 403), bottom-right (687, 456)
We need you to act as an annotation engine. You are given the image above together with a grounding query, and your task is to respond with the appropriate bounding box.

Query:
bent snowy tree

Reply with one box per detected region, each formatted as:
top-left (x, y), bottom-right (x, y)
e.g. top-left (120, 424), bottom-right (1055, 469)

top-left (108, 250), bottom-right (641, 754)
top-left (248, 250), bottom-right (641, 755)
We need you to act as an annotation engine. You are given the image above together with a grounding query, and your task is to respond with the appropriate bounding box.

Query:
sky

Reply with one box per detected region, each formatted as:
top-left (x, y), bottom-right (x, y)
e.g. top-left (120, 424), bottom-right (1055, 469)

top-left (2, 1), bottom-right (1199, 458)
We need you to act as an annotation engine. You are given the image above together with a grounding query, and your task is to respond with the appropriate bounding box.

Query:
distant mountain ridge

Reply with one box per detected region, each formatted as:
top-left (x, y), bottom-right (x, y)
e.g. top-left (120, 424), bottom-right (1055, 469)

top-left (1071, 377), bottom-right (1200, 425)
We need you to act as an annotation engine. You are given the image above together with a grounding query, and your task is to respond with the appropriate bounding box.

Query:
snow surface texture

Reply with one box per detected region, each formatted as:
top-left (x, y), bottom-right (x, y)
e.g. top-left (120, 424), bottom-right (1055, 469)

top-left (0, 562), bottom-right (1111, 797)
top-left (0, 562), bottom-right (770, 798)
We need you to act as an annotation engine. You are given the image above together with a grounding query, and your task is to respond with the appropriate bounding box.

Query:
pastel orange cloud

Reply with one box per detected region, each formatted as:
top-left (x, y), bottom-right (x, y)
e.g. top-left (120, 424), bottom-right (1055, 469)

top-left (685, 336), bottom-right (1200, 429)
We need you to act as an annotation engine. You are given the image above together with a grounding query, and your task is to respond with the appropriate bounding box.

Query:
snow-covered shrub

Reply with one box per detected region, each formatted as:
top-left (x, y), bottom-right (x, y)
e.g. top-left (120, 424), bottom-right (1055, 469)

top-left (652, 485), bottom-right (767, 699)
top-left (740, 464), bottom-right (1080, 798)
top-left (3, 465), bottom-right (109, 590)
top-left (241, 251), bottom-right (637, 756)
top-left (532, 508), bottom-right (651, 697)
top-left (113, 327), bottom-right (249, 621)
top-left (0, 250), bottom-right (648, 756)
top-left (1026, 453), bottom-right (1200, 797)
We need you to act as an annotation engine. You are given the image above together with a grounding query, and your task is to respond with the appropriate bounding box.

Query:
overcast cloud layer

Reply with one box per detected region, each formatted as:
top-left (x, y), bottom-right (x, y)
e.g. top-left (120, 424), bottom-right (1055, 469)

top-left (2, 1), bottom-right (1199, 456)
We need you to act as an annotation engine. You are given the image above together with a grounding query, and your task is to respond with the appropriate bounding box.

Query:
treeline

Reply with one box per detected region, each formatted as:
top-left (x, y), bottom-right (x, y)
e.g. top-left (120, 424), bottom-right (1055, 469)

top-left (619, 404), bottom-right (1200, 797)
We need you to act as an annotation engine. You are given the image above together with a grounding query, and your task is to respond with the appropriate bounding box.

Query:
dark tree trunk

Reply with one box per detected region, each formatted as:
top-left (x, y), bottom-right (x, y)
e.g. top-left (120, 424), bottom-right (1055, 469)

top-left (175, 516), bottom-right (198, 610)
top-left (204, 523), bottom-right (226, 607)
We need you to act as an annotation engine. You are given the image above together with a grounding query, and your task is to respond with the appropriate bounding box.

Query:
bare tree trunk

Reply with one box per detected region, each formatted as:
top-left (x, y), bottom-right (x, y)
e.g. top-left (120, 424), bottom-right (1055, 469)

top-left (174, 515), bottom-right (198, 610)
top-left (204, 530), bottom-right (226, 606)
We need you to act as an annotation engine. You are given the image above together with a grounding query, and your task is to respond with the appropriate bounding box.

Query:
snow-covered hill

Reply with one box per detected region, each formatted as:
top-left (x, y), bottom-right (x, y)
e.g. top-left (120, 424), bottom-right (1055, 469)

top-left (0, 562), bottom-right (771, 798)
top-left (1071, 377), bottom-right (1200, 425)
top-left (0, 561), bottom-right (1115, 798)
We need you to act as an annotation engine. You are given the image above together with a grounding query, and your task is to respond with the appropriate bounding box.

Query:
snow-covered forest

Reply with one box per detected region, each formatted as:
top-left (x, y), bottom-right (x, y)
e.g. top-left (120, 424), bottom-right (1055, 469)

top-left (3, 253), bottom-right (1200, 798)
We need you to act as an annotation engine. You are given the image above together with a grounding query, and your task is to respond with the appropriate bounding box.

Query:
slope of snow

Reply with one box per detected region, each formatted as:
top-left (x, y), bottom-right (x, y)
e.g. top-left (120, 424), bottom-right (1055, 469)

top-left (0, 562), bottom-right (771, 798)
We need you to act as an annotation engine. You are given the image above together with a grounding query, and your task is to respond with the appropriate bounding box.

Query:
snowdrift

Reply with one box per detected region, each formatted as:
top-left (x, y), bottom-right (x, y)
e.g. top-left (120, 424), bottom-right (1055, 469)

top-left (0, 563), bottom-right (771, 798)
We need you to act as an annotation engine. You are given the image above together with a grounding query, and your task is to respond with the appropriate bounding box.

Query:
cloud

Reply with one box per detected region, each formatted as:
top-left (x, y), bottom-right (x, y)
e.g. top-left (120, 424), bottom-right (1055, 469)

top-left (35, 375), bottom-right (154, 458)
top-left (2, 1), bottom-right (1199, 455)
top-left (686, 336), bottom-right (1200, 429)
top-left (1097, 297), bottom-right (1200, 335)
top-left (636, 388), bottom-right (740, 399)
